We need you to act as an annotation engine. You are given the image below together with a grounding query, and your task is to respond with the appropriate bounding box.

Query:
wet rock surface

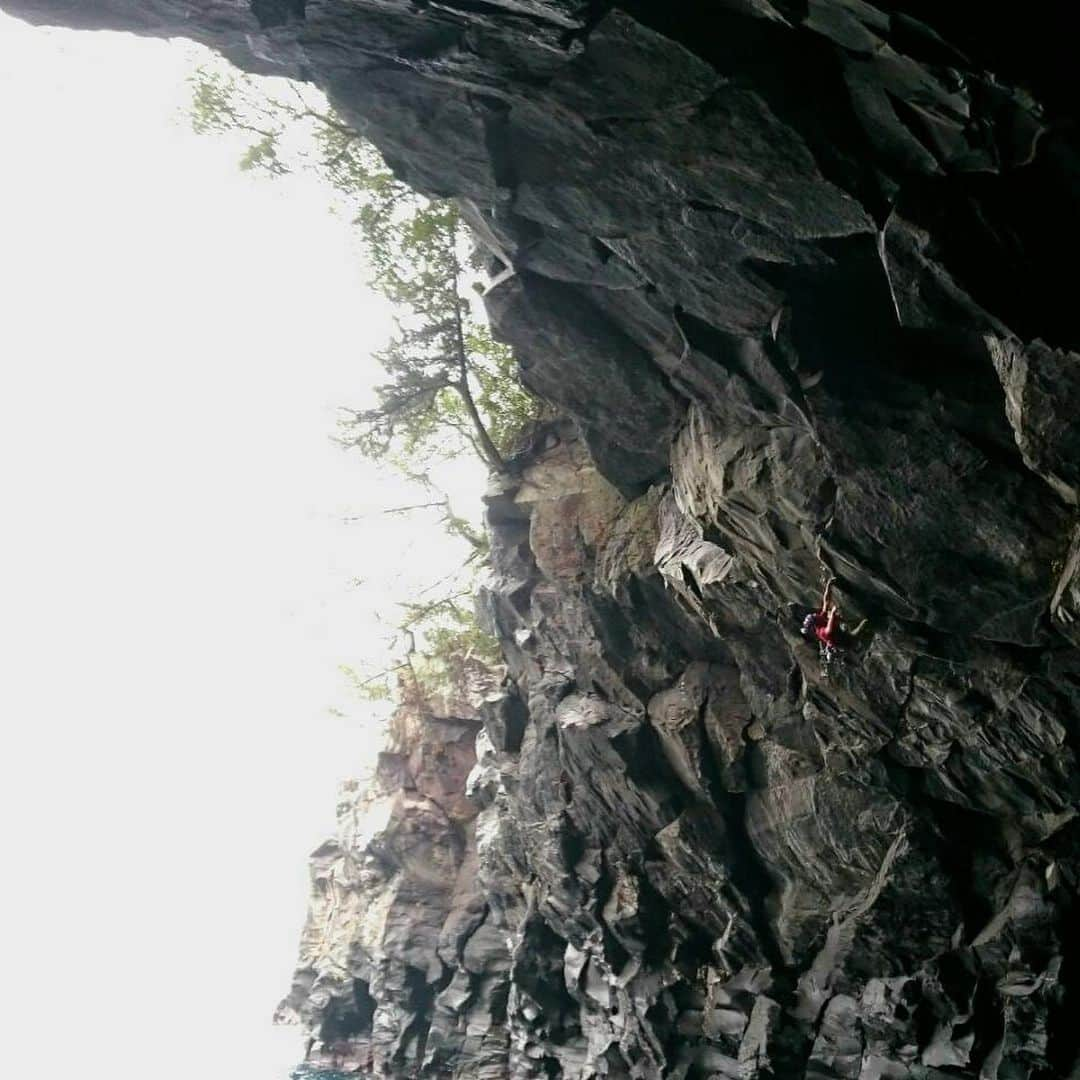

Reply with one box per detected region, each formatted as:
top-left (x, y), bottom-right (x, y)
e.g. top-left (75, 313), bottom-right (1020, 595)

top-left (8, 1), bottom-right (1080, 1076)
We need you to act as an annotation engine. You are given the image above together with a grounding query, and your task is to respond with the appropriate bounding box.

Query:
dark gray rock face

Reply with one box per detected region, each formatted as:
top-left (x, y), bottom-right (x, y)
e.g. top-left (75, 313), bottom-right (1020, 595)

top-left (476, 424), bottom-right (1078, 1079)
top-left (8, 1), bottom-right (1079, 1076)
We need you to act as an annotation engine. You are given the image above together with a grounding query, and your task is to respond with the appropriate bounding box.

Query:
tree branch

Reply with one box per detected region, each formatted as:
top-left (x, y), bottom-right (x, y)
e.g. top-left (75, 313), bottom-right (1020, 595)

top-left (381, 501), bottom-right (448, 516)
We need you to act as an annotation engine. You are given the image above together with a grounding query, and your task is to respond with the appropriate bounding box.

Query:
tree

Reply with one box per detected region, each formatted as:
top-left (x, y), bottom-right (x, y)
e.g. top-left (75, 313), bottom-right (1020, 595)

top-left (189, 66), bottom-right (536, 714)
top-left (190, 65), bottom-right (542, 475)
top-left (337, 476), bottom-right (503, 705)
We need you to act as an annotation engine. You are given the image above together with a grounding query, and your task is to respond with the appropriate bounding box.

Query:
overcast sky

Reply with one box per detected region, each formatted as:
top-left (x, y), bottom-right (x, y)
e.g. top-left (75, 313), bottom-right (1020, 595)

top-left (0, 14), bottom-right (483, 1079)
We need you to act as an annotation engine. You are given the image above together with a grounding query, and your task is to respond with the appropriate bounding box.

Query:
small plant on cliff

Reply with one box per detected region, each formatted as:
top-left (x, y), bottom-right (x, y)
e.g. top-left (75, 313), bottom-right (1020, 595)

top-left (350, 596), bottom-right (503, 709)
top-left (189, 66), bottom-right (541, 474)
top-left (338, 478), bottom-right (502, 705)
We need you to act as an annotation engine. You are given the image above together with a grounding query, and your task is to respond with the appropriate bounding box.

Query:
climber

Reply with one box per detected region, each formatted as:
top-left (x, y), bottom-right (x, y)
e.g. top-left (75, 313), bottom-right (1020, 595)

top-left (802, 578), bottom-right (839, 655)
top-left (801, 578), bottom-right (866, 665)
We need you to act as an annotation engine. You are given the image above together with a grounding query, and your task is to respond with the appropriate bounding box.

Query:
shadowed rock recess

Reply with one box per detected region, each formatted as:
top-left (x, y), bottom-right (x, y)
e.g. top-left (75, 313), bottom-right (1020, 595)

top-left (10, 1), bottom-right (1080, 1075)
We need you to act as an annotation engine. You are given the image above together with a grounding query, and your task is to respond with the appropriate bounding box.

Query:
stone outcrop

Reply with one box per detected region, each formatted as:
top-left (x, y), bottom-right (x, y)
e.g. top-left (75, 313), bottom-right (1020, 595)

top-left (7, 1), bottom-right (1079, 1076)
top-left (275, 672), bottom-right (513, 1077)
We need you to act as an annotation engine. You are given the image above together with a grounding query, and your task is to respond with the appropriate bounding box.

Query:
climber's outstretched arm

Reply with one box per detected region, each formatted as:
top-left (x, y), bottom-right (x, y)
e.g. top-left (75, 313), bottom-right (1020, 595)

top-left (820, 577), bottom-right (835, 615)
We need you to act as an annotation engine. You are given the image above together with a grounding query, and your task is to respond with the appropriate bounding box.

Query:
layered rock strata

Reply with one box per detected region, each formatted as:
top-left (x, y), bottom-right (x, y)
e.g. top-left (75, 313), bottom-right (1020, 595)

top-left (7, 1), bottom-right (1079, 1076)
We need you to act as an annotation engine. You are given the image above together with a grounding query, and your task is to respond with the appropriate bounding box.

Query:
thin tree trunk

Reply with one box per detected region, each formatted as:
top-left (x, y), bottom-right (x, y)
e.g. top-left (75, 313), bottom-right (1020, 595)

top-left (448, 268), bottom-right (507, 473)
top-left (454, 370), bottom-right (506, 473)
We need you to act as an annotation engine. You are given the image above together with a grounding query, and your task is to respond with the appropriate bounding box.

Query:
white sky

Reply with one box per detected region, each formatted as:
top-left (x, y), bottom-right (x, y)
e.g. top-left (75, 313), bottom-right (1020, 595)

top-left (0, 14), bottom-right (484, 1079)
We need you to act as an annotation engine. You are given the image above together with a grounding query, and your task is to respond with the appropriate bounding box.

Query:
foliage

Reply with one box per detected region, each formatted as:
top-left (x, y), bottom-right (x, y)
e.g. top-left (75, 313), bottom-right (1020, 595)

top-left (338, 596), bottom-right (502, 706)
top-left (336, 477), bottom-right (501, 705)
top-left (189, 65), bottom-right (526, 710)
top-left (189, 64), bottom-right (543, 474)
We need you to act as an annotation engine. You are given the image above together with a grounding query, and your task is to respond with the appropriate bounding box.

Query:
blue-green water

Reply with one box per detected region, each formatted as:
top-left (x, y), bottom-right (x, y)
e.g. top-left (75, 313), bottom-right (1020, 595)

top-left (290, 1068), bottom-right (357, 1080)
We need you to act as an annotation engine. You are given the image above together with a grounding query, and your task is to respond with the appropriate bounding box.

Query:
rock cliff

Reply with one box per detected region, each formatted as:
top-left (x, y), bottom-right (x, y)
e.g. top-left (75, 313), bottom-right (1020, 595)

top-left (7, 2), bottom-right (1078, 1076)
